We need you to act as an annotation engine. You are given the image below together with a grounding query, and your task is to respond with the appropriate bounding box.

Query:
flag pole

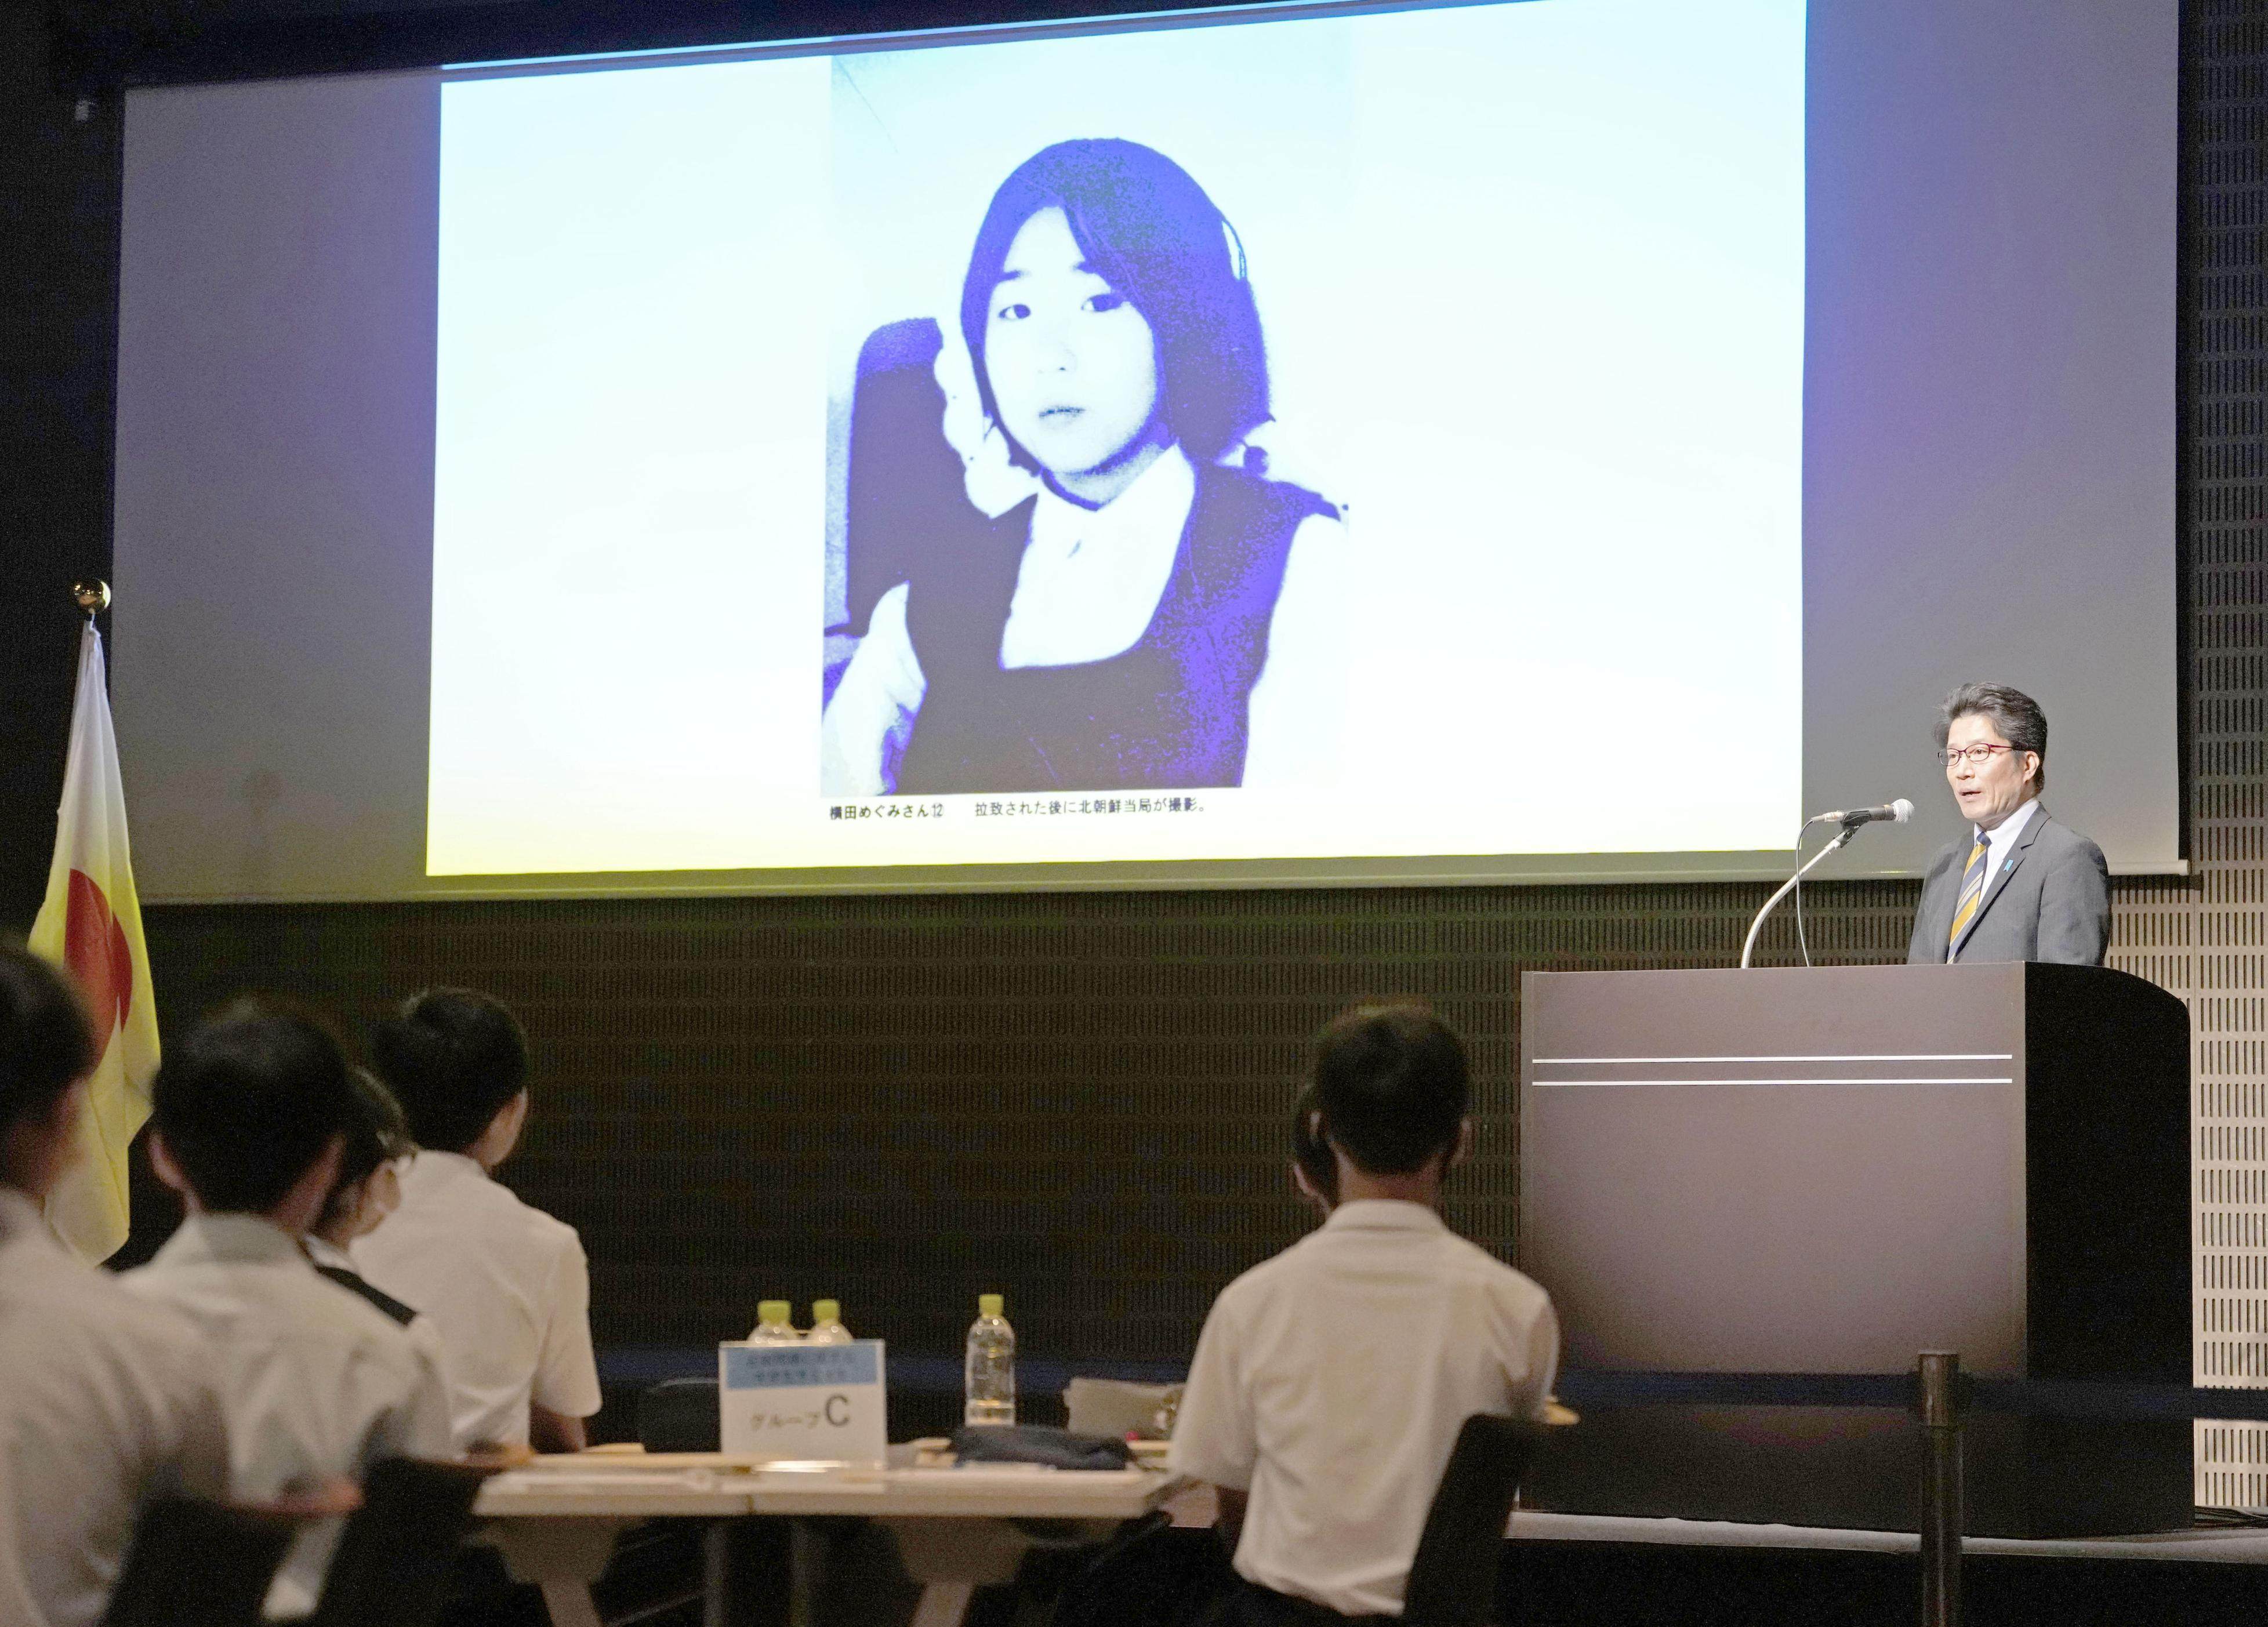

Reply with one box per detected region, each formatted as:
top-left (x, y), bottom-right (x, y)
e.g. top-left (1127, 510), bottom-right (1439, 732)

top-left (72, 579), bottom-right (110, 621)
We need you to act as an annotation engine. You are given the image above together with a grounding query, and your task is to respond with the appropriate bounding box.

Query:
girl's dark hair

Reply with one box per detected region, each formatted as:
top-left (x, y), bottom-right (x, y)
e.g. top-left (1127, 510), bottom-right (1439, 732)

top-left (151, 998), bottom-right (358, 1213)
top-left (959, 138), bottom-right (1270, 470)
top-left (0, 944), bottom-right (95, 1138)
top-left (369, 989), bottom-right (528, 1154)
top-left (321, 1068), bottom-right (413, 1228)
top-left (1312, 1002), bottom-right (1469, 1176)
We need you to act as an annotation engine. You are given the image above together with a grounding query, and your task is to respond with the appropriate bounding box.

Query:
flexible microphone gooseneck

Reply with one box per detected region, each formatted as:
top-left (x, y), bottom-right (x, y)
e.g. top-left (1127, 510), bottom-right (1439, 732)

top-left (1741, 798), bottom-right (1915, 968)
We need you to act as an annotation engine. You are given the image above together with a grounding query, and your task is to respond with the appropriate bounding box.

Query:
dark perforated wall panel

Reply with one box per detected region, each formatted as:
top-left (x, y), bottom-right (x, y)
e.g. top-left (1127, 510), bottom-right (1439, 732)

top-left (2182, 0), bottom-right (2268, 1508)
top-left (138, 882), bottom-right (1919, 1361)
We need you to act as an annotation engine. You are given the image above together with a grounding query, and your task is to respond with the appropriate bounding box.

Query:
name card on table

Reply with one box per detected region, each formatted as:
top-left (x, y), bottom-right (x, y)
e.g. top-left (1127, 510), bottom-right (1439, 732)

top-left (717, 1340), bottom-right (888, 1464)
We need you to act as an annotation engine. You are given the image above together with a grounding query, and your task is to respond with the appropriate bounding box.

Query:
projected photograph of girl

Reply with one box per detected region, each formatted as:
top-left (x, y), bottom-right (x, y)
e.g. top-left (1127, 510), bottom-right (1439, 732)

top-left (819, 136), bottom-right (1349, 798)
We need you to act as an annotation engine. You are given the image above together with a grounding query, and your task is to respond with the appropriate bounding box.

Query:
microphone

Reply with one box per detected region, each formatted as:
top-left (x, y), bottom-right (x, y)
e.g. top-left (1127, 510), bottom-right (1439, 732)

top-left (1808, 798), bottom-right (1914, 828)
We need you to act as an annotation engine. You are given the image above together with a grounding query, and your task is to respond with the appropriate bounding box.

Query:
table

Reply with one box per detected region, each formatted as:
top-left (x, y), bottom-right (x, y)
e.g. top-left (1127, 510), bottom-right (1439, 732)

top-left (1508, 1510), bottom-right (2268, 1562)
top-left (473, 1447), bottom-right (1186, 1627)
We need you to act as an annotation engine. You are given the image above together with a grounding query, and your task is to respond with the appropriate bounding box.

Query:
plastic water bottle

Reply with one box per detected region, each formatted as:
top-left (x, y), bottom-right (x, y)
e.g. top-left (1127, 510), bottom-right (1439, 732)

top-left (749, 1300), bottom-right (800, 1344)
top-left (807, 1300), bottom-right (852, 1345)
top-left (964, 1292), bottom-right (1015, 1426)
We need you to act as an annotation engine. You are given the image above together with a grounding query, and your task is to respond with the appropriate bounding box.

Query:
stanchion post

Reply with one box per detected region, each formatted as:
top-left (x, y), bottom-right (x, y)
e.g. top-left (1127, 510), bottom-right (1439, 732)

top-left (1917, 1350), bottom-right (1962, 1627)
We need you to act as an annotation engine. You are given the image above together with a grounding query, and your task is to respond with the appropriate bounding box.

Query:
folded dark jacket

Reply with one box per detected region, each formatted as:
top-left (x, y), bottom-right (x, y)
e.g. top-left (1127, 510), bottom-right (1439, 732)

top-left (950, 1424), bottom-right (1133, 1471)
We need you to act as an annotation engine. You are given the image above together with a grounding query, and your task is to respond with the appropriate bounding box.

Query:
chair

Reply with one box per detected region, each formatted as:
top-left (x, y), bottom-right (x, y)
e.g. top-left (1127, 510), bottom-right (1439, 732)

top-left (1047, 1509), bottom-right (1228, 1627)
top-left (303, 1457), bottom-right (495, 1627)
top-left (1399, 1414), bottom-right (1555, 1627)
top-left (101, 1498), bottom-right (295, 1627)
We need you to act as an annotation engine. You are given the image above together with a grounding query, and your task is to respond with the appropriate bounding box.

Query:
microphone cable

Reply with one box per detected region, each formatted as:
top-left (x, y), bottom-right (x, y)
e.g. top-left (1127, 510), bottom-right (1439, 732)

top-left (1791, 819), bottom-right (1816, 968)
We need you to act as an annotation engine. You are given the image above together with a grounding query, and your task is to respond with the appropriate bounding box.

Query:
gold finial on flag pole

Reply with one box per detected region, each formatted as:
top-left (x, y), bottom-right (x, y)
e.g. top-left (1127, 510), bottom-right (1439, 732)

top-left (72, 580), bottom-right (110, 620)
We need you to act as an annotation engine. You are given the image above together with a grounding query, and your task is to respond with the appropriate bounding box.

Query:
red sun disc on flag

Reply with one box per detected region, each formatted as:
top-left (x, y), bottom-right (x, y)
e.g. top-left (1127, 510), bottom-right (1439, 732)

top-left (64, 869), bottom-right (133, 1039)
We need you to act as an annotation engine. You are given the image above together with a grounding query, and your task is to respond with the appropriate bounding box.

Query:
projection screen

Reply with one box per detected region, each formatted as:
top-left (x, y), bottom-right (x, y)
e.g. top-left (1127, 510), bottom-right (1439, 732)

top-left (110, 0), bottom-right (2180, 900)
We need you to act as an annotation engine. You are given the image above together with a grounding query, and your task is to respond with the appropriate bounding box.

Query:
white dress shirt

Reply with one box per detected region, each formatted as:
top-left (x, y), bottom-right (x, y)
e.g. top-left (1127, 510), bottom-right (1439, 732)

top-left (124, 1212), bottom-right (453, 1618)
top-left (351, 1152), bottom-right (602, 1451)
top-left (1169, 1201), bottom-right (1559, 1617)
top-left (0, 1189), bottom-right (229, 1627)
top-left (821, 445), bottom-right (1349, 794)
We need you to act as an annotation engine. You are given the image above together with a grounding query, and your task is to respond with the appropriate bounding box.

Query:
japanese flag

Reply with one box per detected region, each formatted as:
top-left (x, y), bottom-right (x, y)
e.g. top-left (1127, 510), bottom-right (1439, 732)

top-left (28, 627), bottom-right (159, 1261)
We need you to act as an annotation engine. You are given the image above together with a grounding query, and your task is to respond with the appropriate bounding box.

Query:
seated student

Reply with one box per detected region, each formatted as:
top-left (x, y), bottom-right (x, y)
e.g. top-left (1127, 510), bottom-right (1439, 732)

top-left (306, 1069), bottom-right (450, 1383)
top-left (354, 989), bottom-right (601, 1454)
top-left (125, 998), bottom-right (453, 1618)
top-left (1170, 1004), bottom-right (1559, 1625)
top-left (0, 946), bottom-right (229, 1627)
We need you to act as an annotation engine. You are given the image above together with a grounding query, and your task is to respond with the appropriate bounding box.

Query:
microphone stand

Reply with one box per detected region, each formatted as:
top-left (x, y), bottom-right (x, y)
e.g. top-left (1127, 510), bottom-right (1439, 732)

top-left (1740, 825), bottom-right (1855, 969)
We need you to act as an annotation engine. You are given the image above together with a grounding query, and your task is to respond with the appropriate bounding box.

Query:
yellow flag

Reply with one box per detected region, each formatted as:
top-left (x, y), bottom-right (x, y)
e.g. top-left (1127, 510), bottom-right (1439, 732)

top-left (27, 627), bottom-right (159, 1262)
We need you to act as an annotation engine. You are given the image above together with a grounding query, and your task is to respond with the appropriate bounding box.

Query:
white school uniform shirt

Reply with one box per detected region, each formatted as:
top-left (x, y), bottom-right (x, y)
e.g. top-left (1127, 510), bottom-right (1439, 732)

top-left (304, 1233), bottom-right (454, 1396)
top-left (820, 444), bottom-right (1350, 794)
top-left (124, 1212), bottom-right (453, 1619)
top-left (0, 1189), bottom-right (230, 1627)
top-left (1169, 1201), bottom-right (1559, 1618)
top-left (351, 1151), bottom-right (602, 1451)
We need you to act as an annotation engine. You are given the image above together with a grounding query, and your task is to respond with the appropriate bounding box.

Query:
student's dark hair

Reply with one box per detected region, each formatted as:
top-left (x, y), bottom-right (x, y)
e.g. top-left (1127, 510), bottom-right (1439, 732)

top-left (1936, 682), bottom-right (2048, 793)
top-left (321, 1068), bottom-right (413, 1229)
top-left (1290, 1083), bottom-right (1337, 1204)
top-left (151, 998), bottom-right (358, 1213)
top-left (1312, 1002), bottom-right (1469, 1176)
top-left (369, 988), bottom-right (529, 1154)
top-left (959, 138), bottom-right (1269, 471)
top-left (0, 943), bottom-right (96, 1139)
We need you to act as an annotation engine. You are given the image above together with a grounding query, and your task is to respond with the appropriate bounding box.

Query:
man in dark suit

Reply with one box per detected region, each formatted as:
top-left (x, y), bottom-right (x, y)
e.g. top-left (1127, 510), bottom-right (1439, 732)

top-left (1907, 683), bottom-right (2111, 966)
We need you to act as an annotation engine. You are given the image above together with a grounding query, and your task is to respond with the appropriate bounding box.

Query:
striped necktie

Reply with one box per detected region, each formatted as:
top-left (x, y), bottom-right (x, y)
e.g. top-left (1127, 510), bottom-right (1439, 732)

top-left (1946, 833), bottom-right (1993, 954)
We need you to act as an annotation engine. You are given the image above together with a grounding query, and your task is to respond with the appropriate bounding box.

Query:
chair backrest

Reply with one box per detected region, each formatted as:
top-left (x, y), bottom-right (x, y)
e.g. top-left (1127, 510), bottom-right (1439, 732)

top-left (1399, 1414), bottom-right (1551, 1627)
top-left (303, 1457), bottom-right (493, 1627)
top-left (102, 1498), bottom-right (295, 1627)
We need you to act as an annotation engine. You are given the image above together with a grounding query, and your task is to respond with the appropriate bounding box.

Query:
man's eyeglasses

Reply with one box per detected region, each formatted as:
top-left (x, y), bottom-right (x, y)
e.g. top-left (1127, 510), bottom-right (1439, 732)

top-left (1937, 743), bottom-right (2021, 767)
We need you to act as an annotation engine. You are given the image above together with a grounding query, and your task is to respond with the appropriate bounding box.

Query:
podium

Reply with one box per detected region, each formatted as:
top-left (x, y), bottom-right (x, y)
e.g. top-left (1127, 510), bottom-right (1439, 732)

top-left (1518, 963), bottom-right (2193, 1535)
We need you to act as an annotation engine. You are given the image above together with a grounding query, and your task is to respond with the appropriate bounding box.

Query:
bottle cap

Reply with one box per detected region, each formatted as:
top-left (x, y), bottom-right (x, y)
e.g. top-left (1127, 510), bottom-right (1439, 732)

top-left (978, 1293), bottom-right (1004, 1317)
top-left (758, 1300), bottom-right (792, 1324)
top-left (812, 1299), bottom-right (840, 1323)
